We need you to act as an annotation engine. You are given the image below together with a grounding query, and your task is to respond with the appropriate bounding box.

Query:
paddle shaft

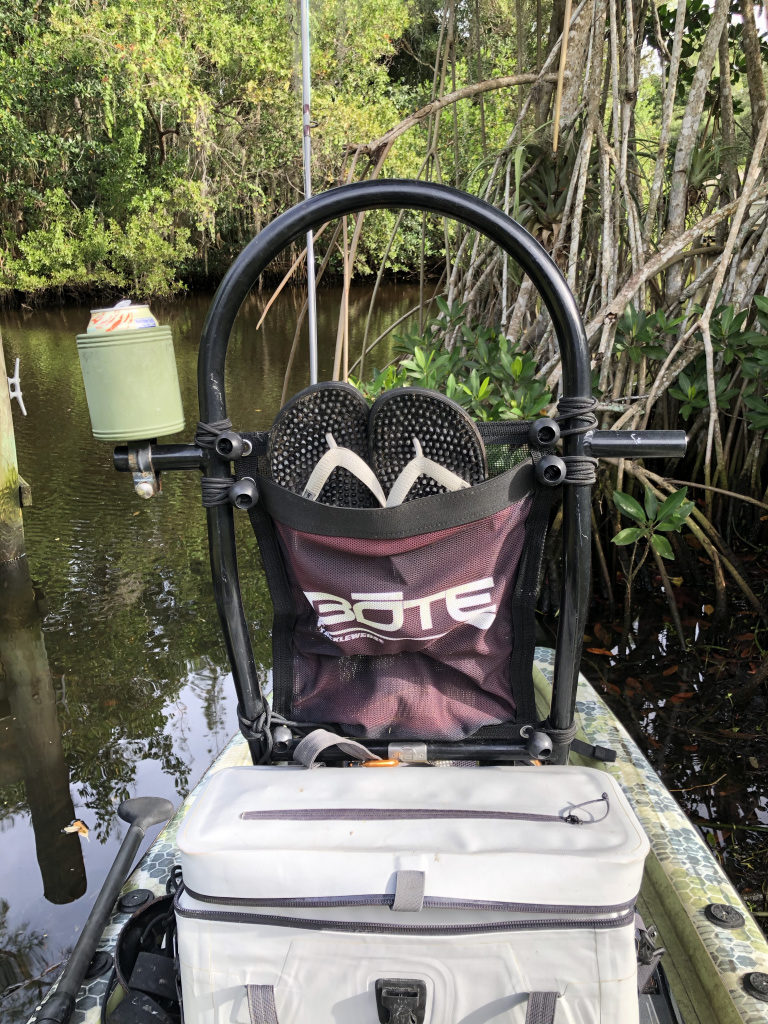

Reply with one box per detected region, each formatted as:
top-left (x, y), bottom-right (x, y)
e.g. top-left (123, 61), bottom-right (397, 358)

top-left (33, 798), bottom-right (173, 1024)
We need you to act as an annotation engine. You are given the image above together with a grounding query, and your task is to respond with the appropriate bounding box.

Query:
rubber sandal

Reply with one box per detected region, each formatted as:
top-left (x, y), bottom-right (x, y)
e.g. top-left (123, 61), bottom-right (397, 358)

top-left (384, 438), bottom-right (468, 506)
top-left (268, 382), bottom-right (380, 507)
top-left (369, 387), bottom-right (488, 503)
top-left (302, 433), bottom-right (386, 506)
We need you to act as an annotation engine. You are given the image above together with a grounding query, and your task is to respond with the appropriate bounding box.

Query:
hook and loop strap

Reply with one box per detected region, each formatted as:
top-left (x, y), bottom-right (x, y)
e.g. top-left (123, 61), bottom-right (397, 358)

top-left (541, 717), bottom-right (616, 763)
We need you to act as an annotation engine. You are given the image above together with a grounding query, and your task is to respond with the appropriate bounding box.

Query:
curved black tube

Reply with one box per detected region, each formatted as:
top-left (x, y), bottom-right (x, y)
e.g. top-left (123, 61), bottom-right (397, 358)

top-left (198, 180), bottom-right (593, 760)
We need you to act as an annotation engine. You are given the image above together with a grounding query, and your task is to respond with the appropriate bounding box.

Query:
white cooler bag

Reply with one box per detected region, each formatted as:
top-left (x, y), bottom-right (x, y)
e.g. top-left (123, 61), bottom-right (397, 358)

top-left (175, 764), bottom-right (649, 1024)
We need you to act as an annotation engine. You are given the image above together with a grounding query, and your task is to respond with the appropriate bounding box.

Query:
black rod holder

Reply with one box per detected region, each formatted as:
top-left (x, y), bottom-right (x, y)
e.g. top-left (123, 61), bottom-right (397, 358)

top-left (584, 430), bottom-right (687, 459)
top-left (113, 443), bottom-right (205, 473)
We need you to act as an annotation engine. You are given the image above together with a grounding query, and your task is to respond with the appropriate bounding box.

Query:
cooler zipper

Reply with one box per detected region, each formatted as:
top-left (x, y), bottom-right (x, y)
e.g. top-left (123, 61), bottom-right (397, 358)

top-left (239, 794), bottom-right (609, 827)
top-left (182, 884), bottom-right (635, 917)
top-left (174, 888), bottom-right (636, 935)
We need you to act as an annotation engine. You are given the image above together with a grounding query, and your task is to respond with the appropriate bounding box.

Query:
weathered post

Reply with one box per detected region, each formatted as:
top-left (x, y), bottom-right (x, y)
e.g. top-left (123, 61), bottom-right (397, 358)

top-left (0, 330), bottom-right (85, 903)
top-left (0, 330), bottom-right (24, 567)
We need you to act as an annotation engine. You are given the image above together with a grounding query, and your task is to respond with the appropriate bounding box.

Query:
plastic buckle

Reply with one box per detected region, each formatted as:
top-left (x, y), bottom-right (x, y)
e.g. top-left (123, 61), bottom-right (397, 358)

top-left (375, 978), bottom-right (427, 1024)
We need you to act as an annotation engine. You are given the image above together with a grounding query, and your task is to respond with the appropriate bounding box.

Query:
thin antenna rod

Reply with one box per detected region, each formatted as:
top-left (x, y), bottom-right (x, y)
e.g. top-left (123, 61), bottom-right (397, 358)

top-left (300, 0), bottom-right (319, 384)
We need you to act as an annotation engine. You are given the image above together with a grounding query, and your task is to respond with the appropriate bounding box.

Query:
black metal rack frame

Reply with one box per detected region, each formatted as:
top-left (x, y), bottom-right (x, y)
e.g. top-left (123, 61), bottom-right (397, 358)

top-left (114, 180), bottom-right (686, 765)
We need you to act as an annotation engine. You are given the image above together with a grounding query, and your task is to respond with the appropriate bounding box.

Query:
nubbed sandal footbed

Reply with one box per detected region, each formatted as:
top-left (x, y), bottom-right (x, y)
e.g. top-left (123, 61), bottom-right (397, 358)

top-left (268, 382), bottom-right (380, 508)
top-left (369, 387), bottom-right (488, 502)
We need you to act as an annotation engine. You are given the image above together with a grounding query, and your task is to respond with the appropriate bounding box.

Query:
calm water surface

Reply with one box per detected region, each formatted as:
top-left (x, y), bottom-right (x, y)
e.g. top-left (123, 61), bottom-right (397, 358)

top-left (0, 285), bottom-right (417, 1021)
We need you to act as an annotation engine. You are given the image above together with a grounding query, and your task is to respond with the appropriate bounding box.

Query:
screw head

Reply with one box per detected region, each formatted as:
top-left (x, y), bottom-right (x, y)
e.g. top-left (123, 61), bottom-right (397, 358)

top-left (743, 972), bottom-right (768, 1002)
top-left (134, 481), bottom-right (155, 499)
top-left (705, 903), bottom-right (745, 928)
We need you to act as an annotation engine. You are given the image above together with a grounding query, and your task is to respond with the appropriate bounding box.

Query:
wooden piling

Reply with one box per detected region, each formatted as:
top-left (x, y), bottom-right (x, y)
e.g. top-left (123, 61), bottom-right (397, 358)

top-left (0, 329), bottom-right (25, 566)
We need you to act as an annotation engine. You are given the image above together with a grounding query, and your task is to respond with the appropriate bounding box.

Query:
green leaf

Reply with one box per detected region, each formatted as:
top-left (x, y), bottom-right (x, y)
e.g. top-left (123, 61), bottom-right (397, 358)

top-left (657, 488), bottom-right (690, 522)
top-left (644, 488), bottom-right (658, 520)
top-left (651, 534), bottom-right (675, 559)
top-left (613, 491), bottom-right (647, 523)
top-left (612, 527), bottom-right (644, 545)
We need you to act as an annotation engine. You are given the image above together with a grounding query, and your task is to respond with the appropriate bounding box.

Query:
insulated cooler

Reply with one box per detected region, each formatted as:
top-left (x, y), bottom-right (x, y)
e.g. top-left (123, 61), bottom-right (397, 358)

top-left (175, 764), bottom-right (649, 1023)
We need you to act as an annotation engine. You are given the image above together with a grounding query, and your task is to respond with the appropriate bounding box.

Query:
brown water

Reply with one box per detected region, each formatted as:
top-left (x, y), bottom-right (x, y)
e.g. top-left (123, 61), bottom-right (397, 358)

top-left (0, 285), bottom-right (417, 1021)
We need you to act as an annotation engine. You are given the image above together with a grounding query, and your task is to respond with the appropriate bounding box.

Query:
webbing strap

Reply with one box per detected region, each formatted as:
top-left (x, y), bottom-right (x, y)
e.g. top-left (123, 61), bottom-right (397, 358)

top-left (245, 983), bottom-right (557, 1022)
top-left (525, 991), bottom-right (559, 1023)
top-left (293, 728), bottom-right (378, 768)
top-left (246, 984), bottom-right (279, 1024)
top-left (392, 870), bottom-right (425, 912)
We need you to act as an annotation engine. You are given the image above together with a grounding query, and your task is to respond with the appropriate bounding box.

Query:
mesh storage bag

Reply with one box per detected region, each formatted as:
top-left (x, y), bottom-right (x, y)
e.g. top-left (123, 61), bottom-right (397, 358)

top-left (237, 392), bottom-right (556, 741)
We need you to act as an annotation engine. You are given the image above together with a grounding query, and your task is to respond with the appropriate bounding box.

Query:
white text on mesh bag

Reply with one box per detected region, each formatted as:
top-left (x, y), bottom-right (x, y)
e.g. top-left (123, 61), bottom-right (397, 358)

top-left (304, 578), bottom-right (497, 642)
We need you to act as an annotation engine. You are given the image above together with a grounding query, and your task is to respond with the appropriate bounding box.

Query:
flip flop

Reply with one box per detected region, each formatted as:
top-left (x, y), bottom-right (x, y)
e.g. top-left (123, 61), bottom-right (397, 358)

top-left (369, 387), bottom-right (488, 504)
top-left (268, 382), bottom-right (382, 507)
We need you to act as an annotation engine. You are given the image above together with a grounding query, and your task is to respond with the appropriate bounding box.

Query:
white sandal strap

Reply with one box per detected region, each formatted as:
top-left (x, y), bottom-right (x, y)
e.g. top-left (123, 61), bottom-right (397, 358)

top-left (302, 434), bottom-right (387, 506)
top-left (385, 438), bottom-right (469, 507)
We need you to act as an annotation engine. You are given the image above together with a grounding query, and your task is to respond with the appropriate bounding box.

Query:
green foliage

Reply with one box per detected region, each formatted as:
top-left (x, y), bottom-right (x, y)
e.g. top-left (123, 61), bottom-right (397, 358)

top-left (612, 487), bottom-right (695, 560)
top-left (0, 0), bottom-right (417, 299)
top-left (670, 298), bottom-right (768, 432)
top-left (614, 303), bottom-right (681, 364)
top-left (352, 298), bottom-right (552, 420)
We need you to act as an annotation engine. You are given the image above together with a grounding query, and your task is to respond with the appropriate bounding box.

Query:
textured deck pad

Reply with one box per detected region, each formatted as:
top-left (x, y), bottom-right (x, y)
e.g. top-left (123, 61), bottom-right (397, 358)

top-left (268, 382), bottom-right (378, 507)
top-left (369, 387), bottom-right (487, 502)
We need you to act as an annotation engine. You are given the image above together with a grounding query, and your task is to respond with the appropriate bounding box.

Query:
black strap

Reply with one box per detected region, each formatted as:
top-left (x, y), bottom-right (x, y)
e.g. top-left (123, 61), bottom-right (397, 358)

top-left (509, 484), bottom-right (557, 725)
top-left (570, 737), bottom-right (617, 763)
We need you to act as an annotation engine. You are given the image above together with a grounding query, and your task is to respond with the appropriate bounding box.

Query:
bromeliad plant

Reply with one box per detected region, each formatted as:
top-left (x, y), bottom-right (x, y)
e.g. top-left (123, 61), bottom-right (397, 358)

top-left (612, 487), bottom-right (695, 649)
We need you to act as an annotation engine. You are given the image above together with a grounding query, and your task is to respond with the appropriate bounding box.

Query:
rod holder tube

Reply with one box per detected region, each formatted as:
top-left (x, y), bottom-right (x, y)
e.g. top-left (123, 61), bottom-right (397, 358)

top-left (113, 443), bottom-right (205, 473)
top-left (584, 429), bottom-right (687, 459)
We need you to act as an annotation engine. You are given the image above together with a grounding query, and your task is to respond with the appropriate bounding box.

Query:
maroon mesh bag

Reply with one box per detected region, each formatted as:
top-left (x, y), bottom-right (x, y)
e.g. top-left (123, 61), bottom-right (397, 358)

top-left (242, 449), bottom-right (550, 740)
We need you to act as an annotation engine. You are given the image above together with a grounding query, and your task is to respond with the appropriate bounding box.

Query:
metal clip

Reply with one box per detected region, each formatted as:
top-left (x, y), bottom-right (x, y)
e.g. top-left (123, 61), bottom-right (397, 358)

top-left (8, 357), bottom-right (26, 416)
top-left (128, 444), bottom-right (161, 499)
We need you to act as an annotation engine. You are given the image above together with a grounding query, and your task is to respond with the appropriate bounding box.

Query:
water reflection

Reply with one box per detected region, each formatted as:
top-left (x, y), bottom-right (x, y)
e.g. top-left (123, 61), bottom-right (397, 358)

top-left (0, 559), bottom-right (85, 904)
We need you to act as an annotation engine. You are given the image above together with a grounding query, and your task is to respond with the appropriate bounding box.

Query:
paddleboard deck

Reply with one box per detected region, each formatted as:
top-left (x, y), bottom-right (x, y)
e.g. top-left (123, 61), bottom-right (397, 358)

top-left (42, 650), bottom-right (768, 1024)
